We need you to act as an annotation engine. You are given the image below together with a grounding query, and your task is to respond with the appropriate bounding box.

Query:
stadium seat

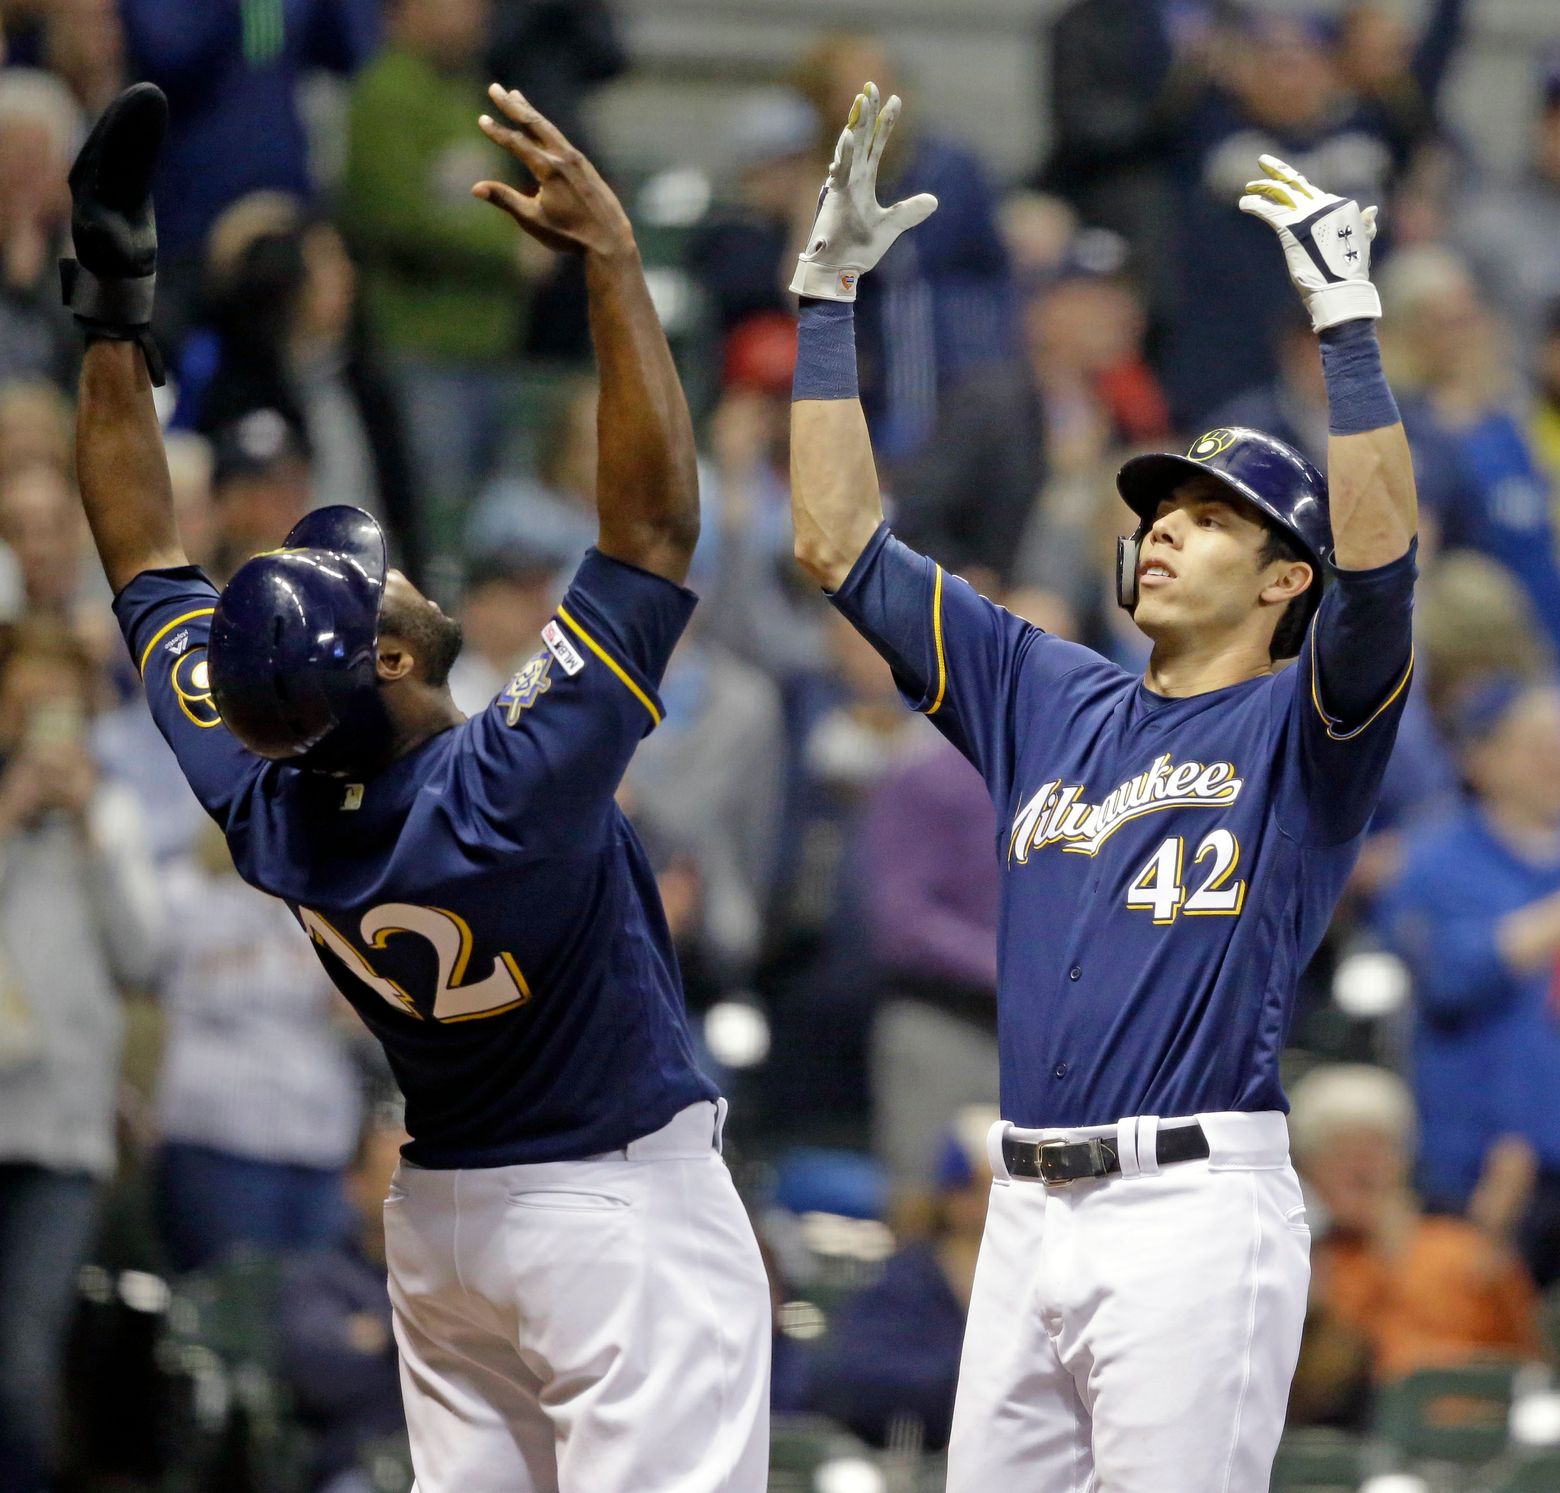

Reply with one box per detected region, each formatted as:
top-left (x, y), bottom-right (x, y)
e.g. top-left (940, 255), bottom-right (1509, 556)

top-left (1373, 1362), bottom-right (1520, 1466)
top-left (1269, 1427), bottom-right (1367, 1491)
top-left (769, 1415), bottom-right (882, 1493)
top-left (160, 1249), bottom-right (313, 1493)
top-left (1477, 1451), bottom-right (1560, 1492)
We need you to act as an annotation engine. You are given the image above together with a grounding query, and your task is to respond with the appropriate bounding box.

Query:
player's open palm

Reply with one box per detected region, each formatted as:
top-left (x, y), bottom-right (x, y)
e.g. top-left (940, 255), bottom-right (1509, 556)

top-left (474, 83), bottom-right (634, 259)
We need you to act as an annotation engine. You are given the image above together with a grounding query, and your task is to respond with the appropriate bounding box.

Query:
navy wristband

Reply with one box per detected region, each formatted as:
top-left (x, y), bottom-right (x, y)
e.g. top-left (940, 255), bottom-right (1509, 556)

top-left (1319, 319), bottom-right (1399, 435)
top-left (792, 298), bottom-right (859, 402)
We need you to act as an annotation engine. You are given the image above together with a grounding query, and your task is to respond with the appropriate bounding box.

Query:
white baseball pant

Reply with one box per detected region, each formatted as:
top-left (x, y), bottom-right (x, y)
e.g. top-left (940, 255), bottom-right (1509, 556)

top-left (947, 1110), bottom-right (1310, 1493)
top-left (383, 1100), bottom-right (771, 1493)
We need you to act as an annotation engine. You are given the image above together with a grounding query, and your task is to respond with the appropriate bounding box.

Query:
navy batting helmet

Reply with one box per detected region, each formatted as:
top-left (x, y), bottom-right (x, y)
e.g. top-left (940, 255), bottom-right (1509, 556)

top-left (207, 505), bottom-right (387, 771)
top-left (1113, 426), bottom-right (1330, 612)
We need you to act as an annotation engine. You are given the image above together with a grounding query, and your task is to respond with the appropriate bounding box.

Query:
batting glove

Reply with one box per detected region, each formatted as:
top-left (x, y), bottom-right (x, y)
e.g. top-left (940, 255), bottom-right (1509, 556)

top-left (789, 81), bottom-right (938, 302)
top-left (1239, 154), bottom-right (1380, 332)
top-left (59, 82), bottom-right (169, 384)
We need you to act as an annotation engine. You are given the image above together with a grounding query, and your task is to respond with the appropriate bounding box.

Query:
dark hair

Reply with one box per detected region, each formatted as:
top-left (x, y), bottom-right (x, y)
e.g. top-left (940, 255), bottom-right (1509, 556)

top-left (1257, 523), bottom-right (1319, 660)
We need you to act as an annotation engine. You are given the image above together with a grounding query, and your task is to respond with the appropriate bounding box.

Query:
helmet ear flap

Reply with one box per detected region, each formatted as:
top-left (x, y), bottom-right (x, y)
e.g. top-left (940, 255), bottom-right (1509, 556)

top-left (1116, 527), bottom-right (1145, 610)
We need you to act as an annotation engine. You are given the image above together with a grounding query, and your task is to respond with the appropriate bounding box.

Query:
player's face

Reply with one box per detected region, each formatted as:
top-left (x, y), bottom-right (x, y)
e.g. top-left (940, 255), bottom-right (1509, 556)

top-left (1131, 478), bottom-right (1306, 652)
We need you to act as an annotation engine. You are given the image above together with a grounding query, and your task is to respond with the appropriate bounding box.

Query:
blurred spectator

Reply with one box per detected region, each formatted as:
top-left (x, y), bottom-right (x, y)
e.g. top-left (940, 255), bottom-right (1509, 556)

top-left (862, 734), bottom-right (999, 1188)
top-left (701, 313), bottom-right (833, 684)
top-left (1415, 553), bottom-right (1554, 722)
top-left (173, 193), bottom-right (424, 580)
top-left (763, 613), bottom-right (924, 1147)
top-left (1333, 0), bottom-right (1470, 170)
top-left (0, 377), bottom-right (72, 483)
top-left (1036, 0), bottom-right (1214, 338)
top-left (278, 1110), bottom-right (407, 1493)
top-left (122, 0), bottom-right (380, 327)
top-left (0, 461), bottom-right (89, 624)
top-left (0, 623), bottom-right (162, 1493)
top-left (1532, 302), bottom-right (1560, 504)
top-left (899, 251), bottom-right (1168, 588)
top-left (484, 0), bottom-right (627, 363)
top-left (484, 0), bottom-right (625, 156)
top-left (41, 0), bottom-right (125, 115)
top-left (623, 631), bottom-right (785, 985)
top-left (1290, 1064), bottom-right (1542, 1382)
top-left (0, 68), bottom-right (79, 390)
top-left (1379, 676), bottom-right (1560, 1286)
top-left (1161, 11), bottom-right (1399, 425)
top-left (446, 547), bottom-right (560, 716)
top-left (687, 90), bottom-right (820, 339)
top-left (791, 33), bottom-right (1016, 460)
top-left (155, 820), bottom-right (362, 1274)
top-left (463, 375), bottom-right (597, 562)
top-left (207, 408), bottom-right (313, 580)
top-left (342, 0), bottom-right (530, 522)
top-left (1459, 59), bottom-right (1560, 374)
top-left (1380, 246), bottom-right (1560, 657)
top-left (807, 1105), bottom-right (996, 1450)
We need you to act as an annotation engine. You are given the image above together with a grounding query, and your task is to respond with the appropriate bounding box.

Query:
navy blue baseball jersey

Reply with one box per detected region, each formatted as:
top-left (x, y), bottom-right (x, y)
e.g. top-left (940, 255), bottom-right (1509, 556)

top-left (832, 524), bottom-right (1415, 1126)
top-left (114, 549), bottom-right (718, 1167)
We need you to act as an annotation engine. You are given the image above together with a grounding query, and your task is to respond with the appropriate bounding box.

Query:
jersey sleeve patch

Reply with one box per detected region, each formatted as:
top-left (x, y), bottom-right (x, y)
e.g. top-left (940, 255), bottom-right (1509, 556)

top-left (541, 618), bottom-right (585, 676)
top-left (139, 606), bottom-right (215, 676)
top-left (499, 652), bottom-right (555, 724)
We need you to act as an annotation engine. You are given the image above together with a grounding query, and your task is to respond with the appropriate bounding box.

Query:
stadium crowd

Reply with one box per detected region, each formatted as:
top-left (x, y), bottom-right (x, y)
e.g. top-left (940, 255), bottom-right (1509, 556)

top-left (2, 0), bottom-right (1560, 1489)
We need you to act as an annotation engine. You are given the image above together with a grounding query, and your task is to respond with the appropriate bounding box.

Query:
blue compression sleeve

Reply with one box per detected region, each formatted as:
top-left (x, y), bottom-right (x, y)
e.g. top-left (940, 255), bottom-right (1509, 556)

top-left (1319, 319), bottom-right (1400, 435)
top-left (793, 298), bottom-right (859, 401)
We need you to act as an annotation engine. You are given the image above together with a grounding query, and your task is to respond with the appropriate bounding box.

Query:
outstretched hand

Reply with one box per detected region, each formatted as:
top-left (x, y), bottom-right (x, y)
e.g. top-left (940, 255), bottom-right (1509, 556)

top-left (474, 83), bottom-right (635, 259)
top-left (789, 81), bottom-right (938, 302)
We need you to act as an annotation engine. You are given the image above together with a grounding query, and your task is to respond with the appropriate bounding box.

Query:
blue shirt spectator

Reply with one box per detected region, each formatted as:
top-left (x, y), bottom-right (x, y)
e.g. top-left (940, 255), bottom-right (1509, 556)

top-left (279, 1117), bottom-right (407, 1492)
top-left (1378, 676), bottom-right (1560, 1284)
top-left (806, 1110), bottom-right (995, 1449)
top-left (122, 0), bottom-right (380, 264)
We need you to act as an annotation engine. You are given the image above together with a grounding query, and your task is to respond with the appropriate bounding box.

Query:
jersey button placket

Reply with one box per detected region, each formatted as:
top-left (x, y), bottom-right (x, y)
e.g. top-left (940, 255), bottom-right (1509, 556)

top-left (1069, 966), bottom-right (1081, 982)
top-left (1054, 1062), bottom-right (1068, 1079)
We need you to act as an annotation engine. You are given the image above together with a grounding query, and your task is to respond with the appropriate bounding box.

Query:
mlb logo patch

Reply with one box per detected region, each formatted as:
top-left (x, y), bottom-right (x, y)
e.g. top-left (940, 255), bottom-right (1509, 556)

top-left (501, 653), bottom-right (554, 726)
top-left (541, 619), bottom-right (585, 676)
top-left (164, 630), bottom-right (190, 657)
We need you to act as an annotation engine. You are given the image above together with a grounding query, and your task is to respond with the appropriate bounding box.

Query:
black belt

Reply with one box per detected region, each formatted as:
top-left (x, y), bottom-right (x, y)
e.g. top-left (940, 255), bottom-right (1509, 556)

top-left (1002, 1121), bottom-right (1209, 1185)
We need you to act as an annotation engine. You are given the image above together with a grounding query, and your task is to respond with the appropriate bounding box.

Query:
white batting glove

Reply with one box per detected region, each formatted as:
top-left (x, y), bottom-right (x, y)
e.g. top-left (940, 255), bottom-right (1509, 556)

top-left (789, 81), bottom-right (938, 302)
top-left (1239, 154), bottom-right (1381, 331)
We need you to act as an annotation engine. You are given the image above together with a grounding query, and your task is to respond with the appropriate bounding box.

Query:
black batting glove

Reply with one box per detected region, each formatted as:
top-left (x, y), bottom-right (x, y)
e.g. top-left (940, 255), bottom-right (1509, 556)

top-left (59, 82), bottom-right (169, 386)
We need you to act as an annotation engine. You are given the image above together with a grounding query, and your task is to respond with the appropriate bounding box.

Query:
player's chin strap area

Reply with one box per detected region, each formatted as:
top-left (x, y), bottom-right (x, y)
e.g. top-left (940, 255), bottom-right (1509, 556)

top-left (1115, 527), bottom-right (1145, 611)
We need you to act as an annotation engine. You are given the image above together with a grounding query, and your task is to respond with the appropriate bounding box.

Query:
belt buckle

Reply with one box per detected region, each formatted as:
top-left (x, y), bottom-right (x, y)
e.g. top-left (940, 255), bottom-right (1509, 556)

top-left (1037, 1137), bottom-right (1105, 1186)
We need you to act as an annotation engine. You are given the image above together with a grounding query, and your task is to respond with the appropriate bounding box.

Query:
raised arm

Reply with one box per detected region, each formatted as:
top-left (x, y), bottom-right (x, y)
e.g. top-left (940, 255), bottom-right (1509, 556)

top-left (1240, 155), bottom-right (1416, 570)
top-left (788, 84), bottom-right (937, 590)
top-left (474, 84), bottom-right (698, 584)
top-left (63, 85), bottom-right (189, 594)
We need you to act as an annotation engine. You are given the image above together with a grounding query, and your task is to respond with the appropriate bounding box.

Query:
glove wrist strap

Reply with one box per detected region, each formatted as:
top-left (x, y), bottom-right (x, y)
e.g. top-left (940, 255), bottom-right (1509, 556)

top-left (1307, 280), bottom-right (1381, 333)
top-left (60, 259), bottom-right (166, 386)
top-left (789, 259), bottom-right (860, 302)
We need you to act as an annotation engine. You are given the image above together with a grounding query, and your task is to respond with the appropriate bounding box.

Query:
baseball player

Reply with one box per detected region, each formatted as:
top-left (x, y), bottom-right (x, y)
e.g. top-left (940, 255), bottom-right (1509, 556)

top-left (789, 84), bottom-right (1417, 1490)
top-left (63, 84), bottom-right (770, 1492)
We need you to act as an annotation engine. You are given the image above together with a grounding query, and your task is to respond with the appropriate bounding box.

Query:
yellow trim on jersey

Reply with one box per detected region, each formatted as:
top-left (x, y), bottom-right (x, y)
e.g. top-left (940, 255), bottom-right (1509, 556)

top-left (1310, 642), bottom-right (1415, 742)
top-left (139, 608), bottom-right (216, 676)
top-left (555, 604), bottom-right (663, 725)
top-left (926, 564), bottom-right (948, 717)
